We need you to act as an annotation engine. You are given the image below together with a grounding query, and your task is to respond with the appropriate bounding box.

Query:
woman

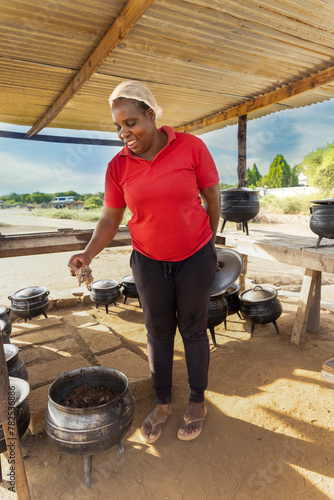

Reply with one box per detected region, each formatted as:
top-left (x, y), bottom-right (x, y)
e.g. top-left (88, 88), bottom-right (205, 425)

top-left (68, 81), bottom-right (221, 443)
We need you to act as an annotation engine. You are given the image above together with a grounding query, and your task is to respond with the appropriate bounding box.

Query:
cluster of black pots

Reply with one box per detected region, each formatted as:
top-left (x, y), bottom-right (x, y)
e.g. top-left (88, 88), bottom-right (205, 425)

top-left (309, 199), bottom-right (334, 249)
top-left (0, 307), bottom-right (11, 343)
top-left (0, 377), bottom-right (30, 454)
top-left (220, 187), bottom-right (260, 235)
top-left (88, 279), bottom-right (121, 313)
top-left (45, 367), bottom-right (134, 487)
top-left (8, 286), bottom-right (50, 321)
top-left (239, 285), bottom-right (282, 337)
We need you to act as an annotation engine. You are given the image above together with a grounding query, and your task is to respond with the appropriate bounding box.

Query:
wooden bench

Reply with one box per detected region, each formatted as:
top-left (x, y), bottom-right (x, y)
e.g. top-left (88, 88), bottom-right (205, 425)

top-left (216, 230), bottom-right (334, 344)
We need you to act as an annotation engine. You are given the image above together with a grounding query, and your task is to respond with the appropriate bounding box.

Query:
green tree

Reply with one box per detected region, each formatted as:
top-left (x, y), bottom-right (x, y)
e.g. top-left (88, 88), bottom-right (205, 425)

top-left (84, 196), bottom-right (103, 209)
top-left (261, 154), bottom-right (298, 188)
top-left (303, 143), bottom-right (334, 196)
top-left (247, 163), bottom-right (262, 187)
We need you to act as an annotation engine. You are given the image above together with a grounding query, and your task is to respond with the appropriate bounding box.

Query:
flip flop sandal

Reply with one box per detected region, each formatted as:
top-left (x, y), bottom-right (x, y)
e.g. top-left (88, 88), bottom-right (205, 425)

top-left (177, 407), bottom-right (207, 442)
top-left (140, 408), bottom-right (172, 444)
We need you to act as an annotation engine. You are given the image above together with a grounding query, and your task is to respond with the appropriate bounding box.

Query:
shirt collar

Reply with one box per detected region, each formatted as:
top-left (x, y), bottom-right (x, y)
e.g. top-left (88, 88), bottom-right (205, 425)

top-left (119, 126), bottom-right (176, 157)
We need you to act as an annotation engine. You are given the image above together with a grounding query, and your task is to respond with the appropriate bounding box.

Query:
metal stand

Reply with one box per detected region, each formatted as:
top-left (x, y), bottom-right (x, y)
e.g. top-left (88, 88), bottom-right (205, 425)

top-left (250, 321), bottom-right (280, 337)
top-left (209, 327), bottom-right (217, 347)
top-left (84, 455), bottom-right (93, 487)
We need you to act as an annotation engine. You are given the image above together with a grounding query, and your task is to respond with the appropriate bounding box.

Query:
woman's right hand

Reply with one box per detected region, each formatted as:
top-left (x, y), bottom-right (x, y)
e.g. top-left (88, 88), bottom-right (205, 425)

top-left (67, 252), bottom-right (92, 275)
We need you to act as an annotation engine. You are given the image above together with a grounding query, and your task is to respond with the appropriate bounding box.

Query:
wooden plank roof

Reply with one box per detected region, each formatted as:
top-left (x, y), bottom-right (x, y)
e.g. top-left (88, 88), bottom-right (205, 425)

top-left (1, 0), bottom-right (334, 136)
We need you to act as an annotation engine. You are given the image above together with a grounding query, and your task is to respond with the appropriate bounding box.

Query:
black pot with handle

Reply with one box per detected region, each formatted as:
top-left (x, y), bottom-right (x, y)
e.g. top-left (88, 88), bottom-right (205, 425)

top-left (88, 279), bottom-right (121, 314)
top-left (220, 187), bottom-right (260, 235)
top-left (8, 285), bottom-right (50, 321)
top-left (239, 285), bottom-right (282, 337)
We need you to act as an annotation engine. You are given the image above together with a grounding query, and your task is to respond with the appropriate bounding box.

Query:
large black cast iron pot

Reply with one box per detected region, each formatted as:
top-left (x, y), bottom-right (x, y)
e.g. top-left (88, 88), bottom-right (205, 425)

top-left (0, 377), bottom-right (30, 454)
top-left (309, 199), bottom-right (334, 249)
top-left (45, 366), bottom-right (134, 487)
top-left (88, 279), bottom-right (121, 313)
top-left (8, 286), bottom-right (50, 321)
top-left (0, 306), bottom-right (12, 342)
top-left (220, 187), bottom-right (260, 235)
top-left (239, 285), bottom-right (282, 337)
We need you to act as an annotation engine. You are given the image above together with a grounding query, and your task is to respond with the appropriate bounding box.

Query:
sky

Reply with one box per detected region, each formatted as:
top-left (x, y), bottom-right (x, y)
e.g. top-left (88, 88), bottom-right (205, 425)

top-left (1, 98), bottom-right (334, 196)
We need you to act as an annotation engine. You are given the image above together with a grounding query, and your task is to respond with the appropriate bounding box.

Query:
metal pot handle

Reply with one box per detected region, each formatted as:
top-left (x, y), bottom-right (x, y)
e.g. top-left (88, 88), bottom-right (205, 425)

top-left (18, 349), bottom-right (27, 364)
top-left (115, 394), bottom-right (135, 408)
top-left (88, 286), bottom-right (92, 291)
top-left (310, 206), bottom-right (313, 214)
top-left (253, 285), bottom-right (264, 291)
top-left (46, 291), bottom-right (50, 296)
top-left (8, 296), bottom-right (11, 301)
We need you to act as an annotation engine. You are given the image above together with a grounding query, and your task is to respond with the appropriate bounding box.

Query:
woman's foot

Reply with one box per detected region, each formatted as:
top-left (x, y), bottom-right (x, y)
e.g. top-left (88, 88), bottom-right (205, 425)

top-left (140, 403), bottom-right (172, 444)
top-left (177, 402), bottom-right (207, 441)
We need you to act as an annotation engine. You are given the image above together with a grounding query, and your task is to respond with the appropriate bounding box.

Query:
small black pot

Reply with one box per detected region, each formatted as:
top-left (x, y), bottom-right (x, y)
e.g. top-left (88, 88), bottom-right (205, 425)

top-left (8, 286), bottom-right (50, 321)
top-left (0, 377), bottom-right (30, 453)
top-left (0, 306), bottom-right (12, 341)
top-left (239, 285), bottom-right (282, 337)
top-left (88, 279), bottom-right (121, 313)
top-left (207, 292), bottom-right (228, 347)
top-left (224, 283), bottom-right (241, 317)
top-left (4, 344), bottom-right (28, 381)
top-left (120, 275), bottom-right (141, 306)
top-left (309, 201), bottom-right (334, 249)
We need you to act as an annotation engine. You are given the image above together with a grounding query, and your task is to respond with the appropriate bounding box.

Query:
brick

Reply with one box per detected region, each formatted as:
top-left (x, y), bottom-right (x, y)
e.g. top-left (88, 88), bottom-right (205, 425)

top-left (49, 290), bottom-right (77, 308)
top-left (27, 354), bottom-right (91, 388)
top-left (78, 324), bottom-right (121, 353)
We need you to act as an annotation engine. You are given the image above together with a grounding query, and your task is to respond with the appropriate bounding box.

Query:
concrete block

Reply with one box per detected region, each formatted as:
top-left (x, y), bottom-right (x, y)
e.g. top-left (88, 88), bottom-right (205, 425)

top-left (61, 310), bottom-right (98, 329)
top-left (78, 324), bottom-right (121, 353)
top-left (27, 354), bottom-right (91, 389)
top-left (49, 290), bottom-right (77, 308)
top-left (28, 385), bottom-right (50, 435)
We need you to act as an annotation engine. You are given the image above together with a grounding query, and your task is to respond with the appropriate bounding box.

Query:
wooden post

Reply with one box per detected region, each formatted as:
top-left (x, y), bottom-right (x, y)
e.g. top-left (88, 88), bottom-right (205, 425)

top-left (306, 271), bottom-right (321, 333)
top-left (237, 114), bottom-right (247, 188)
top-left (291, 268), bottom-right (317, 344)
top-left (239, 254), bottom-right (248, 292)
top-left (0, 331), bottom-right (30, 499)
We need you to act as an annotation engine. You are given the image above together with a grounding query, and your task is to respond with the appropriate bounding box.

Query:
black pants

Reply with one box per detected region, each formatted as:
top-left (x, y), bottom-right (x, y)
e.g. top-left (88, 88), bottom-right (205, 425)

top-left (130, 240), bottom-right (217, 405)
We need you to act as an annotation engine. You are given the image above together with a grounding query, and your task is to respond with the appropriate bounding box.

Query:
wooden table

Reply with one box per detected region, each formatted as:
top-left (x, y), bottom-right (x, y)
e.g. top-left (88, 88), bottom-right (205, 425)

top-left (216, 228), bottom-right (334, 344)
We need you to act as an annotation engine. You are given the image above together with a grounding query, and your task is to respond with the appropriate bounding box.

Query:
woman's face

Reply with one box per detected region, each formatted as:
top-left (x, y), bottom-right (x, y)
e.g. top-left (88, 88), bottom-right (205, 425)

top-left (112, 99), bottom-right (156, 156)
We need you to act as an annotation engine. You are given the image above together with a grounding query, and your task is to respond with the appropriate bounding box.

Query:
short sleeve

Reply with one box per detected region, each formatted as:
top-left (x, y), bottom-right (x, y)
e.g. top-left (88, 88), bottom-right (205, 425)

top-left (103, 160), bottom-right (126, 208)
top-left (195, 139), bottom-right (220, 189)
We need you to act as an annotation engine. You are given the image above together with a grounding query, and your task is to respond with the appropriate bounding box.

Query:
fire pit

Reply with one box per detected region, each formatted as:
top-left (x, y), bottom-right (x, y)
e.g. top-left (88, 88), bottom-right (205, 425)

top-left (309, 198), bottom-right (334, 249)
top-left (44, 366), bottom-right (134, 487)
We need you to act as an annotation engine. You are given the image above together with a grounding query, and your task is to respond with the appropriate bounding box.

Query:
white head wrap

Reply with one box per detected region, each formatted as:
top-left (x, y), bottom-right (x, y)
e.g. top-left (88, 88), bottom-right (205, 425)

top-left (108, 80), bottom-right (163, 119)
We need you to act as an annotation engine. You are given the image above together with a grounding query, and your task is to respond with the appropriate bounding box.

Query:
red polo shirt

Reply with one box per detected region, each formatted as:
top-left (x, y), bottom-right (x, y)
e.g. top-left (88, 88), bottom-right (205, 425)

top-left (104, 126), bottom-right (219, 261)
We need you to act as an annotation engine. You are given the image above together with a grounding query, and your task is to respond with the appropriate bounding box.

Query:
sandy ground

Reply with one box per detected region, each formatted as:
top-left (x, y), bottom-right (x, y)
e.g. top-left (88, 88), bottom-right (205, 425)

top-left (1, 208), bottom-right (334, 500)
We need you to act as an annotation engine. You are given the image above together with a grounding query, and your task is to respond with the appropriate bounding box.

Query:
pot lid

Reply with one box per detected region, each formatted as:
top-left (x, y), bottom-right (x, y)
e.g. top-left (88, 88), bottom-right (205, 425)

top-left (4, 343), bottom-right (19, 362)
top-left (0, 306), bottom-right (9, 315)
top-left (90, 279), bottom-right (119, 290)
top-left (210, 248), bottom-right (244, 297)
top-left (240, 285), bottom-right (277, 302)
top-left (11, 285), bottom-right (48, 299)
top-left (9, 376), bottom-right (30, 407)
top-left (310, 198), bottom-right (334, 204)
top-left (121, 275), bottom-right (135, 284)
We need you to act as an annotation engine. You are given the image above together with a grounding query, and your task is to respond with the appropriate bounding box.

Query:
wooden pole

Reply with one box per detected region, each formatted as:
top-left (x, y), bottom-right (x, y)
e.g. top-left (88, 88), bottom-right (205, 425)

top-left (0, 327), bottom-right (30, 499)
top-left (237, 114), bottom-right (247, 188)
